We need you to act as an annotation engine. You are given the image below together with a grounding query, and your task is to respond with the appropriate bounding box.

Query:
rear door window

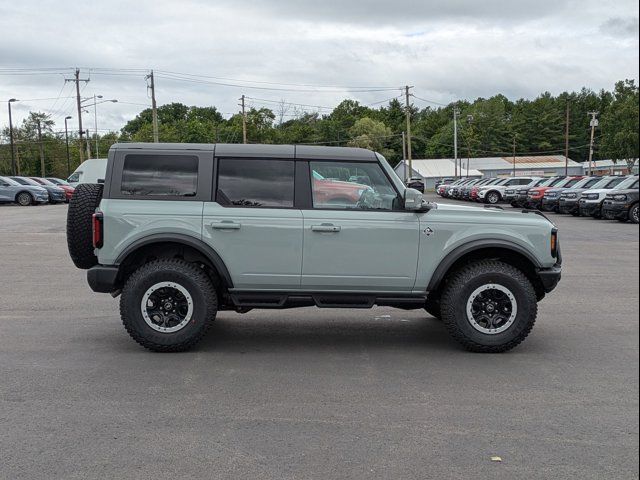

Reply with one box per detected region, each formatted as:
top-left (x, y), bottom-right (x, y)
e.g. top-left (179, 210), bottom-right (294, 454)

top-left (121, 154), bottom-right (198, 196)
top-left (216, 158), bottom-right (295, 208)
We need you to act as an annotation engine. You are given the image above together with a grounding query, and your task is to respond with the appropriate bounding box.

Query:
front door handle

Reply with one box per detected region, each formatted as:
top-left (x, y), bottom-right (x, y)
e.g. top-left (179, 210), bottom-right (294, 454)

top-left (311, 224), bottom-right (341, 233)
top-left (211, 221), bottom-right (241, 230)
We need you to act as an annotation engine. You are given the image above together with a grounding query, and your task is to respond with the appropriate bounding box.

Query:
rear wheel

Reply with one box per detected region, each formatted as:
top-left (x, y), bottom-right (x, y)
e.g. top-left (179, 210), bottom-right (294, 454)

top-left (440, 260), bottom-right (537, 353)
top-left (16, 191), bottom-right (33, 206)
top-left (120, 259), bottom-right (218, 352)
top-left (630, 204), bottom-right (639, 224)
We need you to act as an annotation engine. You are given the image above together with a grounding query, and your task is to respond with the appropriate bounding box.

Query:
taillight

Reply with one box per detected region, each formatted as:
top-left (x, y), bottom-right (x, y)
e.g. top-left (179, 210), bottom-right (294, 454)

top-left (550, 229), bottom-right (558, 258)
top-left (92, 212), bottom-right (103, 249)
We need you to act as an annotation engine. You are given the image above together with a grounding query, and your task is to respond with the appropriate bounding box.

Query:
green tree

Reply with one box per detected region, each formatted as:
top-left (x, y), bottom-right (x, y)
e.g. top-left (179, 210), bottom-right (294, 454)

top-left (600, 80), bottom-right (639, 172)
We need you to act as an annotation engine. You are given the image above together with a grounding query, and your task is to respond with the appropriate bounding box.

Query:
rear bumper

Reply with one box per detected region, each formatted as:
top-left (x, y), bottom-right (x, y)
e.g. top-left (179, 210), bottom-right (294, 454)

top-left (87, 265), bottom-right (119, 293)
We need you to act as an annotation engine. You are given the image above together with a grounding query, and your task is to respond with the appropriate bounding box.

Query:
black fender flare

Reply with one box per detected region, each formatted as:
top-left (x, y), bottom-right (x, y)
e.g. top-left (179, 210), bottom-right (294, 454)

top-left (426, 239), bottom-right (542, 292)
top-left (115, 233), bottom-right (233, 288)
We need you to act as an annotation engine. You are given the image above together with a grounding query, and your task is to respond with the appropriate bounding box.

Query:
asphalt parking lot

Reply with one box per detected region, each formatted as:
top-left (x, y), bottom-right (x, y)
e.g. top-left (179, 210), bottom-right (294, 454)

top-left (1, 199), bottom-right (638, 480)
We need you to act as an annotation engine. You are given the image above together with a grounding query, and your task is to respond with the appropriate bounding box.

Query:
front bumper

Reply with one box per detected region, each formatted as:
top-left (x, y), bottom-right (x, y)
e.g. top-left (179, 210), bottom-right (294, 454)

top-left (87, 265), bottom-right (120, 293)
top-left (526, 197), bottom-right (543, 209)
top-left (558, 198), bottom-right (579, 214)
top-left (538, 266), bottom-right (562, 293)
top-left (602, 201), bottom-right (630, 220)
top-left (541, 197), bottom-right (559, 211)
top-left (579, 200), bottom-right (601, 216)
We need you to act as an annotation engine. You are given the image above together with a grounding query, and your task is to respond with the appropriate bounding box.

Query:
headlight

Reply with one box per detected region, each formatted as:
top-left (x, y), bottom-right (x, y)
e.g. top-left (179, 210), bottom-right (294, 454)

top-left (564, 193), bottom-right (577, 199)
top-left (545, 192), bottom-right (558, 198)
top-left (612, 194), bottom-right (628, 202)
top-left (583, 193), bottom-right (599, 200)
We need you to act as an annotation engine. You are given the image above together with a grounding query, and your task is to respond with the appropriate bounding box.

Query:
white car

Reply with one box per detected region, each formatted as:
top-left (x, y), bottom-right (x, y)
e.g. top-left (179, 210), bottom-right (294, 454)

top-left (578, 176), bottom-right (636, 218)
top-left (477, 177), bottom-right (542, 204)
top-left (67, 158), bottom-right (107, 187)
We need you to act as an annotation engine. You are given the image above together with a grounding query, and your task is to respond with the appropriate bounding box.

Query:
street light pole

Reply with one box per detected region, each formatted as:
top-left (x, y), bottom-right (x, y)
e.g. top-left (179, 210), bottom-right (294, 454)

top-left (64, 116), bottom-right (72, 176)
top-left (8, 99), bottom-right (18, 176)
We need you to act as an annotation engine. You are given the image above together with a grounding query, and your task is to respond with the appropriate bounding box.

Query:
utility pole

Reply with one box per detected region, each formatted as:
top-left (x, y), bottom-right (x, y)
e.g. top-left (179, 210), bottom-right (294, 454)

top-left (86, 129), bottom-right (91, 159)
top-left (565, 102), bottom-right (570, 176)
top-left (36, 119), bottom-right (45, 177)
top-left (8, 99), bottom-right (18, 176)
top-left (65, 68), bottom-right (89, 162)
top-left (145, 70), bottom-right (159, 143)
top-left (587, 111), bottom-right (599, 176)
top-left (64, 116), bottom-right (72, 176)
top-left (404, 86), bottom-right (413, 175)
top-left (512, 135), bottom-right (517, 177)
top-left (401, 131), bottom-right (407, 182)
top-left (239, 94), bottom-right (247, 144)
top-left (453, 106), bottom-right (459, 178)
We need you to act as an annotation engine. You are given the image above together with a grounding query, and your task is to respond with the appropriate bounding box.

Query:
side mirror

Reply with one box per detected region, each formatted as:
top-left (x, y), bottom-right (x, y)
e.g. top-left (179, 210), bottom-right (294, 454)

top-left (404, 188), bottom-right (424, 211)
top-left (404, 187), bottom-right (437, 212)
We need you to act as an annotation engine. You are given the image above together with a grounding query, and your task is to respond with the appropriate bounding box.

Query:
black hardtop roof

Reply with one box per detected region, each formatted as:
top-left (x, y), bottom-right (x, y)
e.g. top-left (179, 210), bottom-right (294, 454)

top-left (110, 143), bottom-right (378, 162)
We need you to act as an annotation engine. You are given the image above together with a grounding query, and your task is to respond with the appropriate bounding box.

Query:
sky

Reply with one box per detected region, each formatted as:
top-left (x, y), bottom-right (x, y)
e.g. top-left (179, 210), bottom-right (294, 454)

top-left (0, 0), bottom-right (638, 134)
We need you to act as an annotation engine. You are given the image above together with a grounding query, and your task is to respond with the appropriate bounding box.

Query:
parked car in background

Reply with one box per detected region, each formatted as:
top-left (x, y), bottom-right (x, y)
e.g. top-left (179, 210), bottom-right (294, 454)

top-left (405, 177), bottom-right (425, 193)
top-left (558, 176), bottom-right (622, 216)
top-left (459, 178), bottom-right (484, 200)
top-left (448, 178), bottom-right (475, 198)
top-left (435, 177), bottom-right (455, 189)
top-left (526, 176), bottom-right (580, 210)
top-left (437, 178), bottom-right (464, 197)
top-left (66, 158), bottom-right (107, 187)
top-left (540, 176), bottom-right (593, 212)
top-left (470, 178), bottom-right (502, 201)
top-left (505, 178), bottom-right (547, 206)
top-left (46, 177), bottom-right (76, 202)
top-left (0, 175), bottom-right (49, 206)
top-left (9, 176), bottom-right (66, 204)
top-left (602, 178), bottom-right (639, 223)
top-left (30, 177), bottom-right (74, 203)
top-left (579, 176), bottom-right (634, 218)
top-left (477, 177), bottom-right (540, 204)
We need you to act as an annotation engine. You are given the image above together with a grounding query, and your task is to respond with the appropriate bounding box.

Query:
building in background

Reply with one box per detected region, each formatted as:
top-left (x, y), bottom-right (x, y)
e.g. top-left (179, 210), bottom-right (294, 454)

top-left (583, 159), bottom-right (639, 176)
top-left (395, 155), bottom-right (583, 190)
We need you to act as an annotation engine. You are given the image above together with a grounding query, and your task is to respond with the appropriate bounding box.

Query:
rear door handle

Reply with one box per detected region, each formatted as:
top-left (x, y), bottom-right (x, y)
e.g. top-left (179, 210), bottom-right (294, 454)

top-left (311, 224), bottom-right (341, 233)
top-left (211, 221), bottom-right (241, 230)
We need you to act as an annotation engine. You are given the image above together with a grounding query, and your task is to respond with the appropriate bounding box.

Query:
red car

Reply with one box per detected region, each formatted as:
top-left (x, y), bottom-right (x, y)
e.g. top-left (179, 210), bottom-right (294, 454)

top-left (526, 176), bottom-right (583, 209)
top-left (312, 171), bottom-right (371, 206)
top-left (44, 177), bottom-right (76, 202)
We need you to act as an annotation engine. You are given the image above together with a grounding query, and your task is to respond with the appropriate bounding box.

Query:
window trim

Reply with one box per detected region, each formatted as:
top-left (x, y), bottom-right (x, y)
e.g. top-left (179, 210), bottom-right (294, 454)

top-left (108, 150), bottom-right (213, 201)
top-left (304, 160), bottom-right (405, 212)
top-left (214, 157), bottom-right (297, 210)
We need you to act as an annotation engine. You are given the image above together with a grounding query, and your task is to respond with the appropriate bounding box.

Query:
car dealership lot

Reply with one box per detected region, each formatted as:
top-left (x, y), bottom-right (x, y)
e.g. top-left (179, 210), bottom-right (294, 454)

top-left (0, 200), bottom-right (638, 479)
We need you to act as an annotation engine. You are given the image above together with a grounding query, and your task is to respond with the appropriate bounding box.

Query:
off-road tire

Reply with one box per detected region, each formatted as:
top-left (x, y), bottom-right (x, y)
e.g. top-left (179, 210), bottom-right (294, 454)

top-left (66, 183), bottom-right (103, 269)
top-left (629, 204), bottom-right (639, 224)
top-left (120, 259), bottom-right (218, 352)
top-left (16, 191), bottom-right (33, 206)
top-left (440, 260), bottom-right (537, 353)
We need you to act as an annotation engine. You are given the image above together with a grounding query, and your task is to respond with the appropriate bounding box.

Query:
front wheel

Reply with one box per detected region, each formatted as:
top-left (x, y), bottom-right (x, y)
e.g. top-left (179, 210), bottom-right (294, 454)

top-left (440, 260), bottom-right (537, 353)
top-left (629, 204), bottom-right (639, 224)
top-left (485, 192), bottom-right (500, 204)
top-left (120, 259), bottom-right (218, 352)
top-left (16, 192), bottom-right (33, 206)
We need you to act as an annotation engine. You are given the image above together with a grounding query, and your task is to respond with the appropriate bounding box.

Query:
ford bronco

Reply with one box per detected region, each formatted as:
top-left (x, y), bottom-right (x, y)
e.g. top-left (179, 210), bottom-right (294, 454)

top-left (67, 143), bottom-right (561, 352)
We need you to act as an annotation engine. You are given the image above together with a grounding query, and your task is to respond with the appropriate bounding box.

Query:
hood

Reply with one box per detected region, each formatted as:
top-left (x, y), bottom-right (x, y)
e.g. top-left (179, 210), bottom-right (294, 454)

top-left (431, 202), bottom-right (553, 226)
top-left (24, 185), bottom-right (48, 193)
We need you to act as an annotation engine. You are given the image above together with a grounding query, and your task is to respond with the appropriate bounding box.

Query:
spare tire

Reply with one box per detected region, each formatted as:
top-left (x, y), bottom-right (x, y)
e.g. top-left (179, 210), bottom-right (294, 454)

top-left (67, 183), bottom-right (103, 269)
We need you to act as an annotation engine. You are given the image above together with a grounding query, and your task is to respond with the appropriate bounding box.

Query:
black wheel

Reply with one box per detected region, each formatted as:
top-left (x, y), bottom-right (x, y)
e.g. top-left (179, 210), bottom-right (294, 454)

top-left (120, 259), bottom-right (218, 352)
top-left (66, 183), bottom-right (103, 269)
top-left (425, 294), bottom-right (441, 320)
top-left (629, 204), bottom-right (639, 224)
top-left (485, 191), bottom-right (500, 204)
top-left (570, 211), bottom-right (580, 217)
top-left (440, 260), bottom-right (537, 353)
top-left (16, 191), bottom-right (33, 206)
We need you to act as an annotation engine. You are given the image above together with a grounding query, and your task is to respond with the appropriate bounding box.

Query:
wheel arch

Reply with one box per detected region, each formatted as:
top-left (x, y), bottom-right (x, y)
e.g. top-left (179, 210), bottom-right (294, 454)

top-left (15, 190), bottom-right (34, 202)
top-left (115, 233), bottom-right (233, 290)
top-left (427, 240), bottom-right (546, 300)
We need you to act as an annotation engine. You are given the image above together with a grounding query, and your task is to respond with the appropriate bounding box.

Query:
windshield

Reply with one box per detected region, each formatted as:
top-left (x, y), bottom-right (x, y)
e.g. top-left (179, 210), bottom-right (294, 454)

top-left (10, 177), bottom-right (40, 186)
top-left (562, 177), bottom-right (582, 188)
top-left (47, 177), bottom-right (69, 185)
top-left (0, 176), bottom-right (20, 186)
top-left (614, 177), bottom-right (638, 190)
top-left (573, 177), bottom-right (600, 189)
top-left (32, 177), bottom-right (54, 185)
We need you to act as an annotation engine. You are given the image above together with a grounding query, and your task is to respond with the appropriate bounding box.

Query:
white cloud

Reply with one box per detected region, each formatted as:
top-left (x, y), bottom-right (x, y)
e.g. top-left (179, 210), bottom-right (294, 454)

top-left (0, 0), bottom-right (637, 132)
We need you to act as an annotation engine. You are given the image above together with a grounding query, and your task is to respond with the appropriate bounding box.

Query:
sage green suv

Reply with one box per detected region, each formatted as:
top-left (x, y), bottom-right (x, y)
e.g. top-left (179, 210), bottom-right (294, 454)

top-left (67, 143), bottom-right (561, 353)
